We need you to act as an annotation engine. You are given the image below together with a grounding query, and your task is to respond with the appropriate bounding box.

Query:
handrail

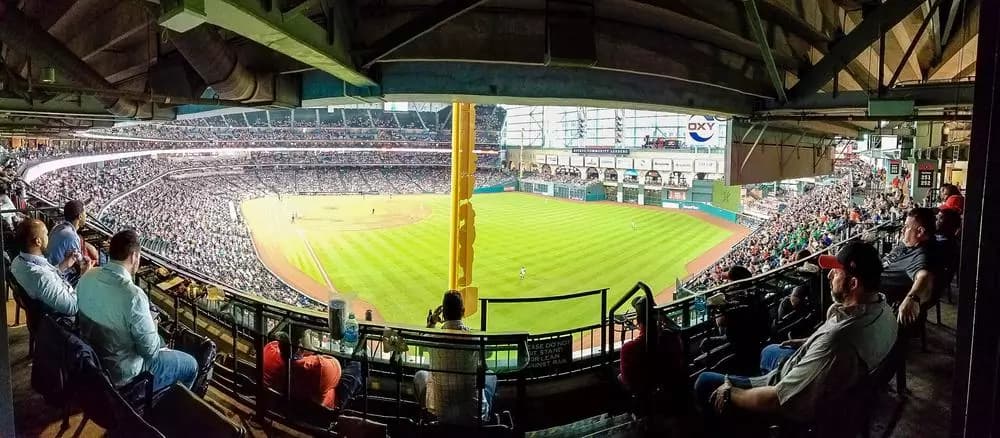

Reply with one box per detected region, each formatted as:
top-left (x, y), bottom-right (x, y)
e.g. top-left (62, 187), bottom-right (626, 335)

top-left (479, 288), bottom-right (605, 304)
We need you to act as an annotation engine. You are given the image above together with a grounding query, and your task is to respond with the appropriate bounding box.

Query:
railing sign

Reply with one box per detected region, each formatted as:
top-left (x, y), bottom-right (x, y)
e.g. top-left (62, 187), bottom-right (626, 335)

top-left (526, 336), bottom-right (573, 369)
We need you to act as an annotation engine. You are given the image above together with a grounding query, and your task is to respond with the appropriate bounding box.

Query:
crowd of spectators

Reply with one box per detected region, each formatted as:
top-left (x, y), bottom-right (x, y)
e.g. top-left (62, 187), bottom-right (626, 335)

top-left (520, 171), bottom-right (591, 185)
top-left (687, 164), bottom-right (896, 289)
top-left (27, 149), bottom-right (512, 307)
top-left (81, 106), bottom-right (503, 148)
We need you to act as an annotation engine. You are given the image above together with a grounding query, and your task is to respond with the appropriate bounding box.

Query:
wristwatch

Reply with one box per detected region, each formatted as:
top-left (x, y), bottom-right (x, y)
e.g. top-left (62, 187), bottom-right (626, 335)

top-left (721, 385), bottom-right (732, 412)
top-left (720, 376), bottom-right (733, 412)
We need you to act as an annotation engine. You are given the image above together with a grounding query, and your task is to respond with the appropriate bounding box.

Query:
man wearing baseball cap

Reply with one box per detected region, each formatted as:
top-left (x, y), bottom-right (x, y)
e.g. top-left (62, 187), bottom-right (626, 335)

top-left (695, 241), bottom-right (897, 436)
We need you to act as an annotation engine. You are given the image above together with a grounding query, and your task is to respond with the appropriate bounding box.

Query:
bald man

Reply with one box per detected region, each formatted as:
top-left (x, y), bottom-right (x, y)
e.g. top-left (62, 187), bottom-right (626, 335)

top-left (10, 219), bottom-right (92, 315)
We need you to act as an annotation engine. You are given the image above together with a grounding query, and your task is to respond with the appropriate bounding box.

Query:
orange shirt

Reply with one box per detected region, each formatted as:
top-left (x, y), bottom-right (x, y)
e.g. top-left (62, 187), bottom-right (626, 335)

top-left (262, 341), bottom-right (342, 408)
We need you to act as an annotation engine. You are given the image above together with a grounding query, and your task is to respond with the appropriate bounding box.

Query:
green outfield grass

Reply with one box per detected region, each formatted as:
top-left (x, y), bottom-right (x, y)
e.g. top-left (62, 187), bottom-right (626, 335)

top-left (242, 192), bottom-right (732, 333)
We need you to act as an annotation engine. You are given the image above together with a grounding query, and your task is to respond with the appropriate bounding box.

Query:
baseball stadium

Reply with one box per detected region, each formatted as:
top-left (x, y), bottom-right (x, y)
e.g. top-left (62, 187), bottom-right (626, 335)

top-left (0, 1), bottom-right (987, 437)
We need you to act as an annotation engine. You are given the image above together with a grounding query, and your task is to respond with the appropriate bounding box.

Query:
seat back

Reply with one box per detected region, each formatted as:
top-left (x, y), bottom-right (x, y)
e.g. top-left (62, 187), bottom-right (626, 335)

top-left (148, 383), bottom-right (246, 438)
top-left (8, 271), bottom-right (44, 334)
top-left (172, 326), bottom-right (217, 397)
top-left (30, 314), bottom-right (80, 405)
top-left (78, 359), bottom-right (165, 438)
top-left (809, 338), bottom-right (904, 438)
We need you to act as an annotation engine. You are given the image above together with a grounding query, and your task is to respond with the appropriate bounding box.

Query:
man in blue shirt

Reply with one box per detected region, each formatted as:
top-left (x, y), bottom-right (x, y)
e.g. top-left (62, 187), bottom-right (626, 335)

top-left (46, 200), bottom-right (86, 282)
top-left (9, 219), bottom-right (91, 315)
top-left (77, 230), bottom-right (197, 392)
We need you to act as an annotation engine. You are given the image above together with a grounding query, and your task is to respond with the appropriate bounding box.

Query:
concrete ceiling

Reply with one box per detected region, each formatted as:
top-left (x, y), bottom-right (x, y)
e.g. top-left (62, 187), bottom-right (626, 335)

top-left (0, 0), bottom-right (983, 137)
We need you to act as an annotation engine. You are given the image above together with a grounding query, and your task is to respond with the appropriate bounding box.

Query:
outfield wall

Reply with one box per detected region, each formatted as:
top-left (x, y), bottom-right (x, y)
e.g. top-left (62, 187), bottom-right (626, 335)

top-left (661, 200), bottom-right (739, 223)
top-left (475, 179), bottom-right (518, 194)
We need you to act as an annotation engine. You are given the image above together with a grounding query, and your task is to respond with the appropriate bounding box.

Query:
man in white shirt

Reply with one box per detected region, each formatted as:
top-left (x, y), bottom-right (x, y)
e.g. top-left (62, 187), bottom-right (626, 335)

top-left (9, 219), bottom-right (91, 315)
top-left (414, 291), bottom-right (497, 425)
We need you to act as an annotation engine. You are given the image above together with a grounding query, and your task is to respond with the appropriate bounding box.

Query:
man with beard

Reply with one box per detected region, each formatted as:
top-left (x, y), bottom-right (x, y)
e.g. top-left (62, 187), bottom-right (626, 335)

top-left (78, 230), bottom-right (197, 392)
top-left (10, 219), bottom-right (91, 315)
top-left (694, 242), bottom-right (896, 436)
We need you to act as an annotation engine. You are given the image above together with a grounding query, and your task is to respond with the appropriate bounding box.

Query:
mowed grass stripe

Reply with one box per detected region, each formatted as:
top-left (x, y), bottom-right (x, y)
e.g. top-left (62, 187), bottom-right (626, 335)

top-left (243, 193), bottom-right (733, 333)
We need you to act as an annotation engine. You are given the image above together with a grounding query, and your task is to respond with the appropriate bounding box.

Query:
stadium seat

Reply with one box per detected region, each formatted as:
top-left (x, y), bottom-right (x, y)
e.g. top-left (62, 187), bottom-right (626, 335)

top-left (8, 273), bottom-right (42, 357)
top-left (171, 326), bottom-right (218, 397)
top-left (75, 356), bottom-right (161, 437)
top-left (147, 383), bottom-right (246, 438)
top-left (770, 335), bottom-right (907, 438)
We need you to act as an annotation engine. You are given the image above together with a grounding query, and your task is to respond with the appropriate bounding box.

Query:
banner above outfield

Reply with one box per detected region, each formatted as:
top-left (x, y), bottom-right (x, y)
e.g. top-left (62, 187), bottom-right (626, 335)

top-left (570, 147), bottom-right (630, 155)
top-left (504, 106), bottom-right (731, 150)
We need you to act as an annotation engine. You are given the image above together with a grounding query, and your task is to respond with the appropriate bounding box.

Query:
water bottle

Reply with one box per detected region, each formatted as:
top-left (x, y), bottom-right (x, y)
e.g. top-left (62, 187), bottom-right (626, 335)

top-left (342, 313), bottom-right (359, 353)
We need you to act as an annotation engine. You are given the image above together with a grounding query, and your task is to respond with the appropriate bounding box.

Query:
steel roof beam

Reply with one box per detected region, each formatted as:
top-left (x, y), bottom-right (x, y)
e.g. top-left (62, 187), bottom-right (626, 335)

top-left (764, 82), bottom-right (974, 111)
top-left (620, 0), bottom-right (803, 71)
top-left (788, 0), bottom-right (924, 100)
top-left (159, 0), bottom-right (376, 87)
top-left (735, 0), bottom-right (832, 47)
top-left (929, 0), bottom-right (978, 79)
top-left (743, 0), bottom-right (787, 103)
top-left (302, 61), bottom-right (757, 115)
top-left (359, 0), bottom-right (489, 69)
top-left (890, 0), bottom-right (943, 87)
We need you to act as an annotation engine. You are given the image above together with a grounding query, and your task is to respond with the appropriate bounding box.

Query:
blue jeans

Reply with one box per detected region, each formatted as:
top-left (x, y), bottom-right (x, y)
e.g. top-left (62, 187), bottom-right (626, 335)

top-left (693, 344), bottom-right (797, 436)
top-left (147, 348), bottom-right (198, 393)
top-left (759, 344), bottom-right (797, 375)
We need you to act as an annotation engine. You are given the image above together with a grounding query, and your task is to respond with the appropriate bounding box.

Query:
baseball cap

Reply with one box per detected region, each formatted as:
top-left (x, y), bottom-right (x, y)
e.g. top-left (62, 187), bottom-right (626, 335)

top-left (817, 241), bottom-right (882, 289)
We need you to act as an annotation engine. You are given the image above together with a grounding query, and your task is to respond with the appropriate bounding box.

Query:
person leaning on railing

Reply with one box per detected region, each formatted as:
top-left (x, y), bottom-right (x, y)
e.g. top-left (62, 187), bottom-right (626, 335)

top-left (261, 326), bottom-right (364, 409)
top-left (693, 241), bottom-right (897, 437)
top-left (415, 290), bottom-right (497, 425)
top-left (618, 296), bottom-right (685, 405)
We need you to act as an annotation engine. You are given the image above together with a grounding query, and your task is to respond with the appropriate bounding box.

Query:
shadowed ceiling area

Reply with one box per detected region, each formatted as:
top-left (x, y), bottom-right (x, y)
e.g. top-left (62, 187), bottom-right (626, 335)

top-left (0, 0), bottom-right (980, 136)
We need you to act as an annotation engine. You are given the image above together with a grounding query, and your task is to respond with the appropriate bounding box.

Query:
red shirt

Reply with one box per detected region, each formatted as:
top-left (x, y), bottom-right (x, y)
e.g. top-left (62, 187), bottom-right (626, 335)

top-left (619, 328), bottom-right (685, 393)
top-left (262, 341), bottom-right (342, 408)
top-left (940, 194), bottom-right (964, 214)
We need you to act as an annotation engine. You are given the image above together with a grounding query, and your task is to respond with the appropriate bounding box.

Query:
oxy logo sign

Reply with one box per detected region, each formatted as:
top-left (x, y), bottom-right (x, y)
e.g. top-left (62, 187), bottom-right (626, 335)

top-left (687, 115), bottom-right (718, 143)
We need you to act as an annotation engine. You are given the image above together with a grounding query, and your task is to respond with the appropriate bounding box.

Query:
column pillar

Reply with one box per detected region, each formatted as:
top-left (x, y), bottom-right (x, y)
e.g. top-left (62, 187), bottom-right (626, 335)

top-left (953, 1), bottom-right (1000, 435)
top-left (448, 102), bottom-right (478, 316)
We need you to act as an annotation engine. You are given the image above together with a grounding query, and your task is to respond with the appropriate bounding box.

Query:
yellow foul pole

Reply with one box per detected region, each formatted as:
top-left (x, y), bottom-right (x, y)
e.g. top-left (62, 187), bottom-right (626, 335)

top-left (448, 102), bottom-right (478, 316)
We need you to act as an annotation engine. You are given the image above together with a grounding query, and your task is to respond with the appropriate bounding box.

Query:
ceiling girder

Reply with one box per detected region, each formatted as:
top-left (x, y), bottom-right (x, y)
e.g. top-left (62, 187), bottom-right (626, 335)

top-left (159, 0), bottom-right (377, 87)
top-left (359, 0), bottom-right (489, 68)
top-left (743, 0), bottom-right (787, 102)
top-left (788, 0), bottom-right (924, 100)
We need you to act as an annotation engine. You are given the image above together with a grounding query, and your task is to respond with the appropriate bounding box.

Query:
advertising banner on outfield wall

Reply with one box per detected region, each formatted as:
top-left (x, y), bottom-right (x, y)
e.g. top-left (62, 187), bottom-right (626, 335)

top-left (674, 159), bottom-right (694, 172)
top-left (570, 156), bottom-right (585, 166)
top-left (546, 155), bottom-right (559, 165)
top-left (599, 157), bottom-right (616, 168)
top-left (652, 158), bottom-right (673, 171)
top-left (584, 156), bottom-right (599, 167)
top-left (634, 158), bottom-right (653, 170)
top-left (695, 159), bottom-right (718, 173)
top-left (615, 157), bottom-right (634, 169)
top-left (558, 155), bottom-right (571, 165)
top-left (535, 155), bottom-right (546, 164)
